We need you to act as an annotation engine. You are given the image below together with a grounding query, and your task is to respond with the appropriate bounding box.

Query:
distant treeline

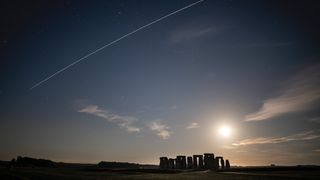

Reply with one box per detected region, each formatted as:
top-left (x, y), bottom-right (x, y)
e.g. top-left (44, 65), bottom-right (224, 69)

top-left (8, 156), bottom-right (56, 168)
top-left (4, 156), bottom-right (157, 169)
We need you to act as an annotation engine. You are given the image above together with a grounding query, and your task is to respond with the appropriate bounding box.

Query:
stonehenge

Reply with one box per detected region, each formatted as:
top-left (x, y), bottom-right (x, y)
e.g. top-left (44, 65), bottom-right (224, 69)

top-left (159, 153), bottom-right (230, 170)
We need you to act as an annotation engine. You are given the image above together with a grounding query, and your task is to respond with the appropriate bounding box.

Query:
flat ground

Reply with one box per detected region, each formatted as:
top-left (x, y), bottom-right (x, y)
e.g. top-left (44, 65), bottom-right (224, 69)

top-left (1, 167), bottom-right (320, 180)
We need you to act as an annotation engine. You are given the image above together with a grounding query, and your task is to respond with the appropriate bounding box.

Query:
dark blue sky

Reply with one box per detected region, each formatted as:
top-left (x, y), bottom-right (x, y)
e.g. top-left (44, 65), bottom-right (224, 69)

top-left (1, 0), bottom-right (320, 165)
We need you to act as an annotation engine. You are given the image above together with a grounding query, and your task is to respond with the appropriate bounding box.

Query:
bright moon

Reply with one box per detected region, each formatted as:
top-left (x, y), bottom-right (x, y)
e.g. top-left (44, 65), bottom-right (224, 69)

top-left (218, 126), bottom-right (232, 137)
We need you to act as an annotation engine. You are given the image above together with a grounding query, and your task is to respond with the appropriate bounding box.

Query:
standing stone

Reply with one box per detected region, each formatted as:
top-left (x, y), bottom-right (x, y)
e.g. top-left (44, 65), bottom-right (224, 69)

top-left (176, 156), bottom-right (187, 169)
top-left (181, 156), bottom-right (187, 169)
top-left (168, 158), bottom-right (175, 169)
top-left (226, 160), bottom-right (230, 168)
top-left (193, 155), bottom-right (204, 168)
top-left (214, 157), bottom-right (219, 169)
top-left (216, 156), bottom-right (225, 169)
top-left (220, 157), bottom-right (225, 169)
top-left (175, 156), bottom-right (181, 169)
top-left (198, 155), bottom-right (204, 168)
top-left (193, 155), bottom-right (198, 168)
top-left (187, 156), bottom-right (193, 168)
top-left (204, 153), bottom-right (215, 169)
top-left (159, 157), bottom-right (169, 169)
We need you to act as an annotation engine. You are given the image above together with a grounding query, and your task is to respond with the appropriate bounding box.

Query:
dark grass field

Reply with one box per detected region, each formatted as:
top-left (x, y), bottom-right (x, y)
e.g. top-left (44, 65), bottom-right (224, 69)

top-left (1, 166), bottom-right (320, 180)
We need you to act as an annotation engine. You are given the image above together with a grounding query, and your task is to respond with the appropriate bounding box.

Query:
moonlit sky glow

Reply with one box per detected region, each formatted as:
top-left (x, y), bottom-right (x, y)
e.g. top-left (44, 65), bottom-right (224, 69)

top-left (218, 126), bottom-right (231, 138)
top-left (1, 0), bottom-right (320, 166)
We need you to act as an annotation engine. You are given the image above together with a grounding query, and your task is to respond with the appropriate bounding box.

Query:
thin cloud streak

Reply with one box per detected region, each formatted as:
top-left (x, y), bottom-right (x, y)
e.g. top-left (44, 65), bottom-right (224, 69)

top-left (170, 105), bottom-right (178, 110)
top-left (78, 105), bottom-right (141, 132)
top-left (245, 64), bottom-right (320, 121)
top-left (239, 41), bottom-right (293, 48)
top-left (29, 0), bottom-right (204, 90)
top-left (313, 149), bottom-right (320, 153)
top-left (149, 121), bottom-right (171, 140)
top-left (309, 117), bottom-right (320, 123)
top-left (232, 130), bottom-right (320, 146)
top-left (169, 26), bottom-right (216, 43)
top-left (186, 122), bottom-right (200, 129)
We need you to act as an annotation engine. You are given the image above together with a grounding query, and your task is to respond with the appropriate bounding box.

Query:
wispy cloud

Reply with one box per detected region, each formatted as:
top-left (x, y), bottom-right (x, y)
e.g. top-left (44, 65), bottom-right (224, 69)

top-left (309, 117), bottom-right (320, 123)
top-left (169, 26), bottom-right (217, 43)
top-left (186, 122), bottom-right (200, 129)
top-left (313, 149), bottom-right (320, 153)
top-left (170, 105), bottom-right (178, 110)
top-left (232, 130), bottom-right (320, 146)
top-left (239, 41), bottom-right (293, 48)
top-left (245, 64), bottom-right (320, 121)
top-left (148, 121), bottom-right (171, 140)
top-left (78, 105), bottom-right (141, 133)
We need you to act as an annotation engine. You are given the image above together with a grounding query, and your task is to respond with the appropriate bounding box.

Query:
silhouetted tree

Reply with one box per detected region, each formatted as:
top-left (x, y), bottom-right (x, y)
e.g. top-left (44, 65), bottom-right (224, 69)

top-left (15, 156), bottom-right (56, 167)
top-left (6, 158), bottom-right (15, 169)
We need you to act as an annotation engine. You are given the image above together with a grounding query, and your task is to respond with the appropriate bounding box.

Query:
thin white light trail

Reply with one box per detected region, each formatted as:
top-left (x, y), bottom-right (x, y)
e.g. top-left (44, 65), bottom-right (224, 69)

top-left (29, 0), bottom-right (204, 90)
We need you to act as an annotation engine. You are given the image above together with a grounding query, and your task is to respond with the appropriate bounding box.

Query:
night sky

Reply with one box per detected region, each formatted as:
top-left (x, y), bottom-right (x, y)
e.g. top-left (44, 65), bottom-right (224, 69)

top-left (1, 0), bottom-right (320, 165)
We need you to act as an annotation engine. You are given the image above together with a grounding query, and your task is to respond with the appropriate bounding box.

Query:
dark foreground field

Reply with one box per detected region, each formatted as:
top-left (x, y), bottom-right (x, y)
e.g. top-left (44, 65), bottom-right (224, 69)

top-left (1, 166), bottom-right (320, 180)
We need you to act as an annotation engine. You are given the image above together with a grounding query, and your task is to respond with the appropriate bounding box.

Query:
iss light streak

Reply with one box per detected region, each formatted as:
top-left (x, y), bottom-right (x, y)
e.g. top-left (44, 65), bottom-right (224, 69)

top-left (29, 0), bottom-right (205, 90)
